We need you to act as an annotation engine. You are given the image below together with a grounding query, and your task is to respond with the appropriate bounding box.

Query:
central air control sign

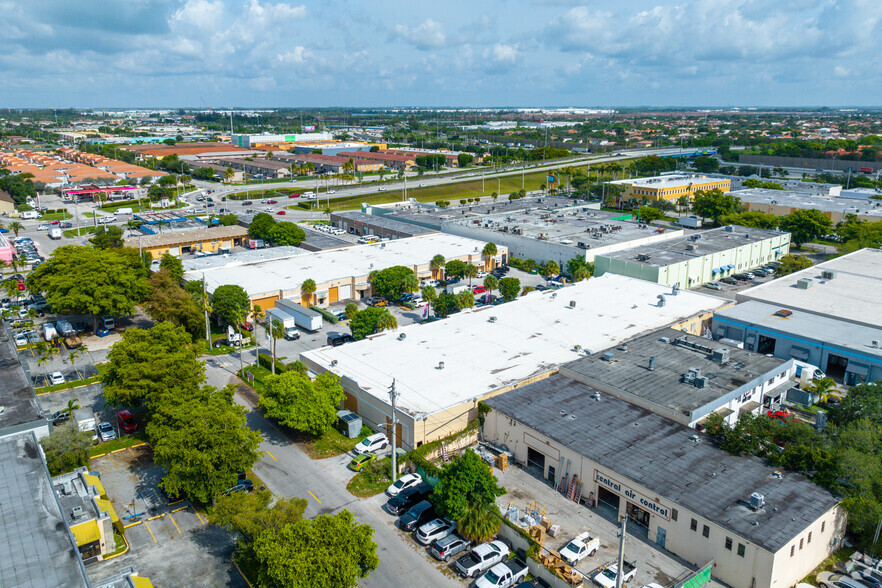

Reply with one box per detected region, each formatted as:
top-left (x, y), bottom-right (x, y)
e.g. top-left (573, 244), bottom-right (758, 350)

top-left (595, 470), bottom-right (671, 520)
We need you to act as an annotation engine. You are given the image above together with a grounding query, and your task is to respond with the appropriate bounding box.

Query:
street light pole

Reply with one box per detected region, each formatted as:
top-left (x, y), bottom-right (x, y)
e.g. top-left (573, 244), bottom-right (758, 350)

top-left (615, 516), bottom-right (628, 588)
top-left (389, 380), bottom-right (400, 483)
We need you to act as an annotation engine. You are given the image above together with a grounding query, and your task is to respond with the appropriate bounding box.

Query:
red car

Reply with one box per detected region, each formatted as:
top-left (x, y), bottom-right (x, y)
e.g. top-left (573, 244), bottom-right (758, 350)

top-left (266, 199), bottom-right (278, 204)
top-left (117, 410), bottom-right (137, 434)
top-left (288, 193), bottom-right (300, 198)
top-left (767, 409), bottom-right (796, 423)
top-left (243, 200), bottom-right (253, 205)
top-left (239, 322), bottom-right (254, 332)
top-left (472, 285), bottom-right (486, 294)
top-left (49, 220), bottom-right (60, 225)
top-left (276, 210), bottom-right (287, 215)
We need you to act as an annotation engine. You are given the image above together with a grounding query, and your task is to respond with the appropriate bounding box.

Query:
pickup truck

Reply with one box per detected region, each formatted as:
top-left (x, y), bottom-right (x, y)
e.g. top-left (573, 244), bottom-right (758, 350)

top-left (559, 531), bottom-right (600, 564)
top-left (475, 558), bottom-right (529, 588)
top-left (593, 561), bottom-right (637, 588)
top-left (455, 540), bottom-right (510, 578)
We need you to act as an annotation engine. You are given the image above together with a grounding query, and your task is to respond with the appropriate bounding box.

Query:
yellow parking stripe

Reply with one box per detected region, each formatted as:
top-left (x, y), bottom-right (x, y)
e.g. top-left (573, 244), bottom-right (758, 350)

top-left (308, 491), bottom-right (321, 504)
top-left (194, 509), bottom-right (206, 525)
top-left (171, 505), bottom-right (189, 513)
top-left (143, 521), bottom-right (157, 543)
top-left (123, 520), bottom-right (142, 529)
top-left (167, 512), bottom-right (182, 534)
top-left (266, 451), bottom-right (277, 461)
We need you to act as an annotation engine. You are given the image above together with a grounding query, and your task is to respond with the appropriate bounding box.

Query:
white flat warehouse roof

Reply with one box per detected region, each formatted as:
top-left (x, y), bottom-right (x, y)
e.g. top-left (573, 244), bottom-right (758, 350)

top-left (302, 274), bottom-right (729, 417)
top-left (183, 233), bottom-right (499, 297)
top-left (738, 248), bottom-right (882, 329)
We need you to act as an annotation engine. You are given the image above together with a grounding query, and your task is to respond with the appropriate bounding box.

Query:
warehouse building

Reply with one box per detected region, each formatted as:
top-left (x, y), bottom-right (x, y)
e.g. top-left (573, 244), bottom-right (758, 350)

top-left (231, 131), bottom-right (333, 148)
top-left (714, 301), bottom-right (882, 385)
top-left (123, 225), bottom-right (249, 259)
top-left (483, 380), bottom-right (844, 588)
top-left (183, 233), bottom-right (506, 310)
top-left (337, 150), bottom-right (416, 170)
top-left (0, 327), bottom-right (50, 441)
top-left (209, 156), bottom-right (292, 179)
top-left (52, 467), bottom-right (120, 559)
top-left (609, 173), bottom-right (731, 203)
top-left (738, 248), bottom-right (882, 330)
top-left (595, 225), bottom-right (790, 288)
top-left (274, 152), bottom-right (383, 173)
top-left (299, 275), bottom-right (729, 450)
top-left (562, 327), bottom-right (793, 428)
top-left (731, 188), bottom-right (882, 223)
top-left (330, 211), bottom-right (436, 239)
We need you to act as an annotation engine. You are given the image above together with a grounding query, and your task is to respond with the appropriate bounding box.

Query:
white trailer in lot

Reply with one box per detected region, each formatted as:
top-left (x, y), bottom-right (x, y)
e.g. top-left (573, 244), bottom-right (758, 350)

top-left (275, 299), bottom-right (323, 332)
top-left (266, 307), bottom-right (300, 340)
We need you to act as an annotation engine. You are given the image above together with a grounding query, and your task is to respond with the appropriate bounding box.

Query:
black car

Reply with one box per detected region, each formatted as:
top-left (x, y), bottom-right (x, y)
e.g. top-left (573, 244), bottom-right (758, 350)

top-left (225, 479), bottom-right (254, 495)
top-left (386, 482), bottom-right (432, 516)
top-left (720, 277), bottom-right (739, 285)
top-left (328, 333), bottom-right (354, 347)
top-left (399, 500), bottom-right (435, 532)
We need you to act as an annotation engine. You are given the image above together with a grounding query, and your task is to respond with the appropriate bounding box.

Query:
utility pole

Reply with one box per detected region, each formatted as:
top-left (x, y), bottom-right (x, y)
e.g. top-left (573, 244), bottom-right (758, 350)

top-left (389, 380), bottom-right (400, 483)
top-left (615, 516), bottom-right (628, 588)
top-left (202, 273), bottom-right (211, 348)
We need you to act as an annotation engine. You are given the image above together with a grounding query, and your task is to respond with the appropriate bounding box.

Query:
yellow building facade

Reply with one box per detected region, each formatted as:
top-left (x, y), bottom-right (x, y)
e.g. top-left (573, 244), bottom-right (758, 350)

top-left (614, 175), bottom-right (731, 203)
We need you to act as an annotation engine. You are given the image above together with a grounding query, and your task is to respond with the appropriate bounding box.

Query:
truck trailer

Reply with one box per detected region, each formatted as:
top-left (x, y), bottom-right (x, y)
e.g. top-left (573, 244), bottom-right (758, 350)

top-left (265, 307), bottom-right (301, 340)
top-left (275, 299), bottom-right (323, 332)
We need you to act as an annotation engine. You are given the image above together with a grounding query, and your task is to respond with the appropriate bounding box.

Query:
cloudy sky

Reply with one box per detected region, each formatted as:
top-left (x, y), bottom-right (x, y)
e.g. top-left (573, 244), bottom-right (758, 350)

top-left (1, 0), bottom-right (880, 108)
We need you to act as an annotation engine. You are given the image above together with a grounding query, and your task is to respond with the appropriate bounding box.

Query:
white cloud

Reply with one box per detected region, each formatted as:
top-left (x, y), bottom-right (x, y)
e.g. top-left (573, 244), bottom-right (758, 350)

top-left (394, 18), bottom-right (446, 50)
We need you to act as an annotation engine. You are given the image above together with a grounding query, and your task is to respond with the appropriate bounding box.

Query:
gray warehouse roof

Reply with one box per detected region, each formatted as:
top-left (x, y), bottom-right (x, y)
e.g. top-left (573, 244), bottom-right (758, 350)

top-left (487, 375), bottom-right (840, 553)
top-left (0, 433), bottom-right (88, 587)
top-left (331, 210), bottom-right (435, 236)
top-left (732, 188), bottom-right (882, 219)
top-left (0, 326), bottom-right (46, 438)
top-left (562, 327), bottom-right (790, 420)
top-left (601, 225), bottom-right (788, 267)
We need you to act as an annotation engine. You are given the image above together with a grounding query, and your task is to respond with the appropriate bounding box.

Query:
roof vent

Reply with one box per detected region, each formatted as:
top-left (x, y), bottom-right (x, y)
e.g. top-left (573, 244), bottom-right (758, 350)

top-left (602, 352), bottom-right (615, 363)
top-left (560, 410), bottom-right (567, 416)
top-left (569, 414), bottom-right (577, 419)
top-left (821, 270), bottom-right (838, 280)
top-left (712, 348), bottom-right (730, 363)
top-left (618, 344), bottom-right (628, 352)
top-left (872, 340), bottom-right (880, 349)
top-left (774, 309), bottom-right (792, 317)
top-left (796, 278), bottom-right (814, 289)
top-left (569, 300), bottom-right (576, 308)
top-left (438, 361), bottom-right (445, 370)
top-left (725, 225), bottom-right (734, 232)
top-left (592, 392), bottom-right (601, 401)
top-left (686, 244), bottom-right (696, 251)
top-left (488, 316), bottom-right (497, 323)
top-left (62, 480), bottom-right (73, 495)
top-left (671, 284), bottom-right (680, 296)
top-left (648, 356), bottom-right (656, 371)
top-left (657, 295), bottom-right (666, 308)
top-left (71, 506), bottom-right (84, 520)
top-left (660, 337), bottom-right (671, 343)
top-left (689, 434), bottom-right (700, 443)
top-left (398, 333), bottom-right (406, 340)
top-left (749, 492), bottom-right (765, 510)
top-left (330, 359), bottom-right (338, 367)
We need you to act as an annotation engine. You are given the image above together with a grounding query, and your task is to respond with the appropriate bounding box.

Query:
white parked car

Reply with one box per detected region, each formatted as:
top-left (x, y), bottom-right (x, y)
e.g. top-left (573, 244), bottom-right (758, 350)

top-left (49, 371), bottom-right (65, 386)
top-left (97, 421), bottom-right (117, 442)
top-left (353, 433), bottom-right (389, 455)
top-left (37, 224), bottom-right (50, 231)
top-left (386, 473), bottom-right (422, 497)
top-left (416, 518), bottom-right (456, 545)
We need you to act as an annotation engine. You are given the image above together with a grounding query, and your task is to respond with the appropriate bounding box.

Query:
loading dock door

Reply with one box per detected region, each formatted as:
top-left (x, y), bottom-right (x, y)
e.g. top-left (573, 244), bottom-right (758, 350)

top-left (338, 285), bottom-right (352, 300)
top-left (527, 447), bottom-right (546, 471)
top-left (329, 286), bottom-right (339, 304)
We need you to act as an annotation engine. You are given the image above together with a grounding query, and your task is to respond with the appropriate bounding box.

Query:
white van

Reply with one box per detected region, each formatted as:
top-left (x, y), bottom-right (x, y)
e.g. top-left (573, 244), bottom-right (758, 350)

top-left (302, 192), bottom-right (316, 200)
top-left (43, 322), bottom-right (58, 341)
top-left (115, 207), bottom-right (133, 215)
top-left (357, 235), bottom-right (380, 244)
top-left (21, 211), bottom-right (41, 220)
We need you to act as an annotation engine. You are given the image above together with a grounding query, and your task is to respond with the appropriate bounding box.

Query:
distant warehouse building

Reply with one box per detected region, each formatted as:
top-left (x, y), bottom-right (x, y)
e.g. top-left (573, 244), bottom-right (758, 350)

top-left (609, 174), bottom-right (730, 203)
top-left (124, 225), bottom-right (249, 259)
top-left (183, 233), bottom-right (506, 310)
top-left (483, 379), bottom-right (844, 588)
top-left (231, 132), bottom-right (333, 148)
top-left (300, 275), bottom-right (729, 450)
top-left (594, 225), bottom-right (790, 288)
top-left (330, 211), bottom-right (436, 239)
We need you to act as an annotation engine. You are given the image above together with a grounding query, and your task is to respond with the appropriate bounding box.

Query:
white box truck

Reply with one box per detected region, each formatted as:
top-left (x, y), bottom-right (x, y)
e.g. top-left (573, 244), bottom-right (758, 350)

top-left (73, 408), bottom-right (98, 442)
top-left (266, 307), bottom-right (300, 340)
top-left (48, 228), bottom-right (63, 239)
top-left (275, 299), bottom-right (323, 332)
top-left (42, 322), bottom-right (58, 341)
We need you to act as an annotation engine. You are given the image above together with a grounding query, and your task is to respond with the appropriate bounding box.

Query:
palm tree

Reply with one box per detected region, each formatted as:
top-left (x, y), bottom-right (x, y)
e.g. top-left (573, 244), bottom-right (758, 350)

top-left (67, 346), bottom-right (84, 380)
top-left (251, 305), bottom-right (264, 366)
top-left (483, 275), bottom-right (498, 293)
top-left (430, 254), bottom-right (446, 280)
top-left (464, 265), bottom-right (478, 287)
top-left (458, 498), bottom-right (501, 543)
top-left (402, 274), bottom-right (420, 294)
top-left (266, 318), bottom-right (285, 375)
top-left (224, 167), bottom-right (235, 183)
top-left (8, 221), bottom-right (23, 237)
top-left (300, 278), bottom-right (316, 307)
top-left (544, 260), bottom-right (560, 280)
top-left (481, 242), bottom-right (498, 270)
top-left (63, 398), bottom-right (81, 418)
top-left (376, 311), bottom-right (398, 333)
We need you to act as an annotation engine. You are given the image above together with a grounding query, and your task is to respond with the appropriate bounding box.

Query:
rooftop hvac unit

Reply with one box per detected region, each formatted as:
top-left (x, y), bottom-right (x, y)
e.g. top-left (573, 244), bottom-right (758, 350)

top-left (725, 225), bottom-right (735, 232)
top-left (569, 300), bottom-right (576, 308)
top-left (683, 367), bottom-right (702, 384)
top-left (657, 295), bottom-right (666, 308)
top-left (602, 352), bottom-right (615, 363)
top-left (796, 278), bottom-right (814, 289)
top-left (749, 492), bottom-right (765, 510)
top-left (71, 506), bottom-right (84, 520)
top-left (821, 270), bottom-right (838, 280)
top-left (686, 244), bottom-right (696, 251)
top-left (694, 376), bottom-right (709, 388)
top-left (712, 348), bottom-right (730, 363)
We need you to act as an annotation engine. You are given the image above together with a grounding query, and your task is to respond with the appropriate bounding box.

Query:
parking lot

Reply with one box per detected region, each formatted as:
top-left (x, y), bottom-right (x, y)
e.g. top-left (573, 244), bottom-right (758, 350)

top-left (87, 446), bottom-right (247, 587)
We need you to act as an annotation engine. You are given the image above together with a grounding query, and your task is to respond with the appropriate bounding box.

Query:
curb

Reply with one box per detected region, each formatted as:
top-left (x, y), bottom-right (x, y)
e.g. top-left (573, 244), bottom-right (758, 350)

top-left (102, 532), bottom-right (130, 560)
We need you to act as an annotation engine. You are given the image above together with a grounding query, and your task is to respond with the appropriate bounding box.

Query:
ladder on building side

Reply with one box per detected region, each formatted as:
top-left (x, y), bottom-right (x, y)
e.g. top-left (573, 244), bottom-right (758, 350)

top-left (573, 480), bottom-right (583, 504)
top-left (556, 459), bottom-right (571, 493)
top-left (440, 441), bottom-right (448, 462)
top-left (566, 474), bottom-right (579, 500)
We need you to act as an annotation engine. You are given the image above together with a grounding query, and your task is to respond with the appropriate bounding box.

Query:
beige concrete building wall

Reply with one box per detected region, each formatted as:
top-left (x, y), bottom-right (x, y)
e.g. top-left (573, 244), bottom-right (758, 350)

top-left (482, 410), bottom-right (841, 588)
top-left (742, 201), bottom-right (881, 224)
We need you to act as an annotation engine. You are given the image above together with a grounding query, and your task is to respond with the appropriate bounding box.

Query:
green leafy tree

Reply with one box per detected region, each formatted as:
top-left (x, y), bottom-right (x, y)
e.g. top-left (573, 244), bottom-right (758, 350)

top-left (636, 206), bottom-right (667, 223)
top-left (260, 371), bottom-right (344, 436)
top-left (692, 156), bottom-right (719, 173)
top-left (349, 307), bottom-right (397, 340)
top-left (458, 498), bottom-right (502, 543)
top-left (269, 222), bottom-right (306, 246)
top-left (248, 212), bottom-right (277, 240)
top-left (369, 266), bottom-right (418, 299)
top-left (149, 383), bottom-right (261, 502)
top-left (566, 257), bottom-right (594, 281)
top-left (211, 489), bottom-right (307, 540)
top-left (89, 224), bottom-right (125, 249)
top-left (457, 153), bottom-right (474, 167)
top-left (543, 260), bottom-right (560, 279)
top-left (498, 277), bottom-right (521, 302)
top-left (456, 290), bottom-right (475, 310)
top-left (159, 253), bottom-right (184, 281)
top-left (212, 284), bottom-right (251, 327)
top-left (779, 209), bottom-right (833, 248)
top-left (432, 449), bottom-right (506, 521)
top-left (344, 302), bottom-right (359, 320)
top-left (692, 189), bottom-right (743, 224)
top-left (483, 275), bottom-right (498, 292)
top-left (102, 322), bottom-right (205, 406)
top-left (432, 292), bottom-right (460, 318)
top-left (444, 259), bottom-right (468, 279)
top-left (27, 246), bottom-right (149, 331)
top-left (219, 213), bottom-right (239, 226)
top-left (40, 421), bottom-right (94, 475)
top-left (720, 211), bottom-right (780, 229)
top-left (144, 271), bottom-right (203, 340)
top-left (252, 510), bottom-right (379, 588)
top-left (775, 254), bottom-right (813, 276)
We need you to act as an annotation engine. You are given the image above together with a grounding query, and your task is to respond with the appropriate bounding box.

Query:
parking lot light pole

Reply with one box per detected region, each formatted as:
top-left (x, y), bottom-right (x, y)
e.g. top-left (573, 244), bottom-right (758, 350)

top-left (389, 380), bottom-right (399, 483)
